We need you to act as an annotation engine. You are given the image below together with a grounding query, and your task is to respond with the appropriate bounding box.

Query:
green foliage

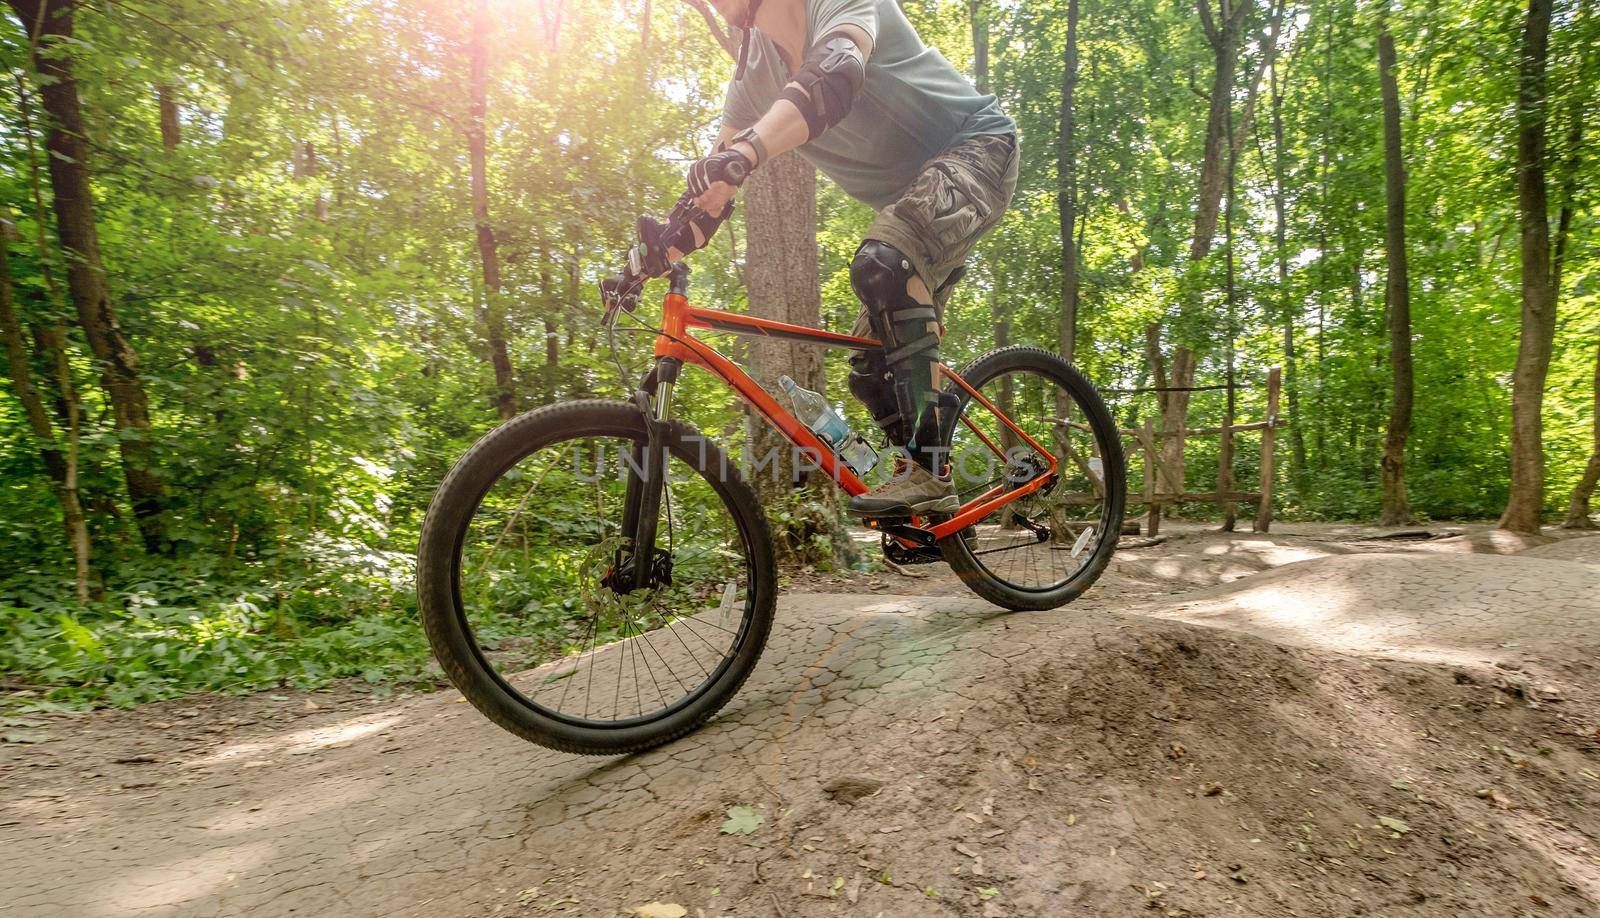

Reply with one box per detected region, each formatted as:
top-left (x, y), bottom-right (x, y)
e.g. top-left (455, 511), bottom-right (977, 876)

top-left (1, 539), bottom-right (431, 709)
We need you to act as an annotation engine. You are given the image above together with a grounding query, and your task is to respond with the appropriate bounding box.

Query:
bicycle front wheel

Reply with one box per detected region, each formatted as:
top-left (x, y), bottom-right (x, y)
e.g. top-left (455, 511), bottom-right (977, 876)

top-left (938, 346), bottom-right (1126, 610)
top-left (417, 400), bottom-right (776, 755)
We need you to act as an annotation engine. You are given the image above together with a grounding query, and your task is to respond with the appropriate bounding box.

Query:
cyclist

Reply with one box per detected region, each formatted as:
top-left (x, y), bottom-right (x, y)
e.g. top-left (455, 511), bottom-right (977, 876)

top-left (667, 0), bottom-right (1019, 518)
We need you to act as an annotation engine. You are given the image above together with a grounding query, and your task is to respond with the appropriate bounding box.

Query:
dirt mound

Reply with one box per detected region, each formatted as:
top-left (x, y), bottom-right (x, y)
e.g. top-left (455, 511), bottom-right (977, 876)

top-left (1149, 553), bottom-right (1600, 695)
top-left (1102, 529), bottom-right (1355, 592)
top-left (1520, 534), bottom-right (1600, 565)
top-left (970, 626), bottom-right (1600, 916)
top-left (662, 618), bottom-right (1600, 917)
top-left (1419, 528), bottom-right (1557, 555)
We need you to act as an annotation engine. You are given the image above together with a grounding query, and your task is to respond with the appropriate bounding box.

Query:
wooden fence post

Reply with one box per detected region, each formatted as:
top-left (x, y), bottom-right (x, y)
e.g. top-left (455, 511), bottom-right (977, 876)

top-left (1218, 392), bottom-right (1236, 531)
top-left (1255, 367), bottom-right (1281, 532)
top-left (1140, 416), bottom-right (1160, 536)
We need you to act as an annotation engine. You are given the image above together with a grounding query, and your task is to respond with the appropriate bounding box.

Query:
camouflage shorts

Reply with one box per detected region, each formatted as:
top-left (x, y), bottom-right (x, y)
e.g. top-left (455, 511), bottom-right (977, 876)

top-left (850, 131), bottom-right (1019, 339)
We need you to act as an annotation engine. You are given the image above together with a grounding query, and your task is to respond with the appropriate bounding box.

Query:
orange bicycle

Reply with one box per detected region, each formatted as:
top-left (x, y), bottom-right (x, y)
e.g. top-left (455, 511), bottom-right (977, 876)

top-left (417, 210), bottom-right (1124, 755)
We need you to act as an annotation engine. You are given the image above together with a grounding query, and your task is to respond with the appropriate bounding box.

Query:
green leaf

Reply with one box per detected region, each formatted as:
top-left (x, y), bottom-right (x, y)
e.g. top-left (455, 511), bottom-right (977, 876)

top-left (719, 805), bottom-right (764, 835)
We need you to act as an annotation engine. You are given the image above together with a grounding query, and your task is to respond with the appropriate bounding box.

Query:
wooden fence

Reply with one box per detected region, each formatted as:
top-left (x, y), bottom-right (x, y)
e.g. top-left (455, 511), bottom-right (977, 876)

top-left (1115, 367), bottom-right (1285, 536)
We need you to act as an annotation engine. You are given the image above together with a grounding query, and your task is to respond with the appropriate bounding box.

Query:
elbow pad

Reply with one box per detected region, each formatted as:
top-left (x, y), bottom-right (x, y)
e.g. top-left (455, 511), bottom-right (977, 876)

top-left (780, 31), bottom-right (866, 140)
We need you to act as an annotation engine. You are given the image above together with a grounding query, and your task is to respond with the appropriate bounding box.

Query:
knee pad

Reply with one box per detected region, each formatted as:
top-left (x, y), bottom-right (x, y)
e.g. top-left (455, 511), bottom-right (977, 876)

top-left (849, 240), bottom-right (916, 312)
top-left (849, 242), bottom-right (940, 352)
top-left (850, 241), bottom-right (943, 450)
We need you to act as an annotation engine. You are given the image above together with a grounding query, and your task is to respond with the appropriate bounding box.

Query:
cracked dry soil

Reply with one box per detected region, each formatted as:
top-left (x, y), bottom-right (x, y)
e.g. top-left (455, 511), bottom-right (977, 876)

top-left (4, 524), bottom-right (1600, 917)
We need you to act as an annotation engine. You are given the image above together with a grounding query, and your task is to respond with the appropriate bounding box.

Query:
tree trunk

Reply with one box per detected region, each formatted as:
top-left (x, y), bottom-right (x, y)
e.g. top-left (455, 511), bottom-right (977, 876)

top-left (1, 219), bottom-right (90, 600)
top-left (537, 239), bottom-right (561, 398)
top-left (1218, 93), bottom-right (1239, 531)
top-left (1377, 26), bottom-right (1413, 526)
top-left (9, 0), bottom-right (167, 552)
top-left (1160, 352), bottom-right (1197, 506)
top-left (1145, 323), bottom-right (1196, 503)
top-left (968, 0), bottom-right (989, 92)
top-left (158, 83), bottom-right (180, 152)
top-left (1117, 200), bottom-right (1146, 273)
top-left (293, 139), bottom-right (329, 222)
top-left (1057, 0), bottom-right (1080, 363)
top-left (973, 0), bottom-right (1018, 524)
top-left (1268, 59), bottom-right (1306, 503)
top-left (1172, 0), bottom-right (1270, 517)
top-left (1557, 4), bottom-right (1594, 528)
top-left (1192, 0), bottom-right (1286, 262)
top-left (743, 153), bottom-right (854, 565)
top-left (743, 151), bottom-right (824, 479)
top-left (680, 0), bottom-right (738, 56)
top-left (15, 75), bottom-right (90, 592)
top-left (467, 0), bottom-right (516, 420)
top-left (1190, 0), bottom-right (1248, 261)
top-left (1499, 0), bottom-right (1556, 534)
top-left (47, 322), bottom-right (90, 600)
top-left (537, 0), bottom-right (566, 50)
top-left (993, 277), bottom-right (1024, 528)
top-left (1564, 343), bottom-right (1600, 528)
top-left (1229, 0), bottom-right (1286, 157)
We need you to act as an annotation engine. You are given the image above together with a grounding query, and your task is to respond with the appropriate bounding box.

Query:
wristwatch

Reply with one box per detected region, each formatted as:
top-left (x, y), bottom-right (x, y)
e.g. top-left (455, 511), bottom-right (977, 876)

top-left (730, 127), bottom-right (768, 170)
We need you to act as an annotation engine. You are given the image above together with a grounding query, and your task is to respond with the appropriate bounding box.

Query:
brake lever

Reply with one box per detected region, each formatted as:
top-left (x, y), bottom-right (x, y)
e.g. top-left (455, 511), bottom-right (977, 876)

top-left (600, 271), bottom-right (645, 328)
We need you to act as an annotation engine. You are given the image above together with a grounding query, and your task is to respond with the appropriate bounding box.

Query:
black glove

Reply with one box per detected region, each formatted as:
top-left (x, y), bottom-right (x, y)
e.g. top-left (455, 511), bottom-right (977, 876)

top-left (685, 149), bottom-right (753, 198)
top-left (627, 215), bottom-right (675, 278)
top-left (671, 193), bottom-right (734, 251)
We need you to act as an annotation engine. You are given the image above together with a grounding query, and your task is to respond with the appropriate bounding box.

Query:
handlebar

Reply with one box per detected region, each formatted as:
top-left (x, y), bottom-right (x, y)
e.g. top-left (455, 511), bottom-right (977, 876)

top-left (599, 160), bottom-right (750, 322)
top-left (599, 204), bottom-right (709, 321)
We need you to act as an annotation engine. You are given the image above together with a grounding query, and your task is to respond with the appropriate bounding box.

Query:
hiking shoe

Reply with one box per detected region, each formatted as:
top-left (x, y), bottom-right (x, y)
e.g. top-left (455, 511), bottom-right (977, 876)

top-left (848, 461), bottom-right (959, 518)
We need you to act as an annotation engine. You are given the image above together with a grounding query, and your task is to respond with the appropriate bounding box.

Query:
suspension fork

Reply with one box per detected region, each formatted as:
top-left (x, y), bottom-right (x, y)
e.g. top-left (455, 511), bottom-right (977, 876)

top-left (621, 355), bottom-right (681, 591)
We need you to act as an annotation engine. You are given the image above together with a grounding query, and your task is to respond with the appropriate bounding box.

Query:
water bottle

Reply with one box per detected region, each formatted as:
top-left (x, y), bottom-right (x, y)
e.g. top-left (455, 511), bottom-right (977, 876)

top-left (777, 375), bottom-right (878, 476)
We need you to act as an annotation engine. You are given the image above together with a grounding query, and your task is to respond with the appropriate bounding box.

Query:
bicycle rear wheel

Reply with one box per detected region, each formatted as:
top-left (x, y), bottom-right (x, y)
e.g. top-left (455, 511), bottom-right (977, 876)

top-left (938, 346), bottom-right (1125, 610)
top-left (417, 400), bottom-right (776, 755)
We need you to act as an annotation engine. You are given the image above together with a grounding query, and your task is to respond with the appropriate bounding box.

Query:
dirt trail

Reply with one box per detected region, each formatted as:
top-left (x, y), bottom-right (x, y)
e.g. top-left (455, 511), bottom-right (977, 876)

top-left (5, 525), bottom-right (1600, 917)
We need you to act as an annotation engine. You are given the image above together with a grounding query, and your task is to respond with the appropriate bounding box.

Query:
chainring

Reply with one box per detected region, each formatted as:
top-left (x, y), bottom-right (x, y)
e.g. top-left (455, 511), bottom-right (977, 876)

top-left (879, 515), bottom-right (979, 566)
top-left (881, 532), bottom-right (942, 565)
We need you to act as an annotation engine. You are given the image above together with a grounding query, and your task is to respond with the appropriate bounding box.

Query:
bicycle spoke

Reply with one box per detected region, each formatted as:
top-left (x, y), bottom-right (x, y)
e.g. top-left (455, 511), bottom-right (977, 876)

top-left (455, 428), bottom-right (757, 728)
top-left (945, 361), bottom-right (1118, 595)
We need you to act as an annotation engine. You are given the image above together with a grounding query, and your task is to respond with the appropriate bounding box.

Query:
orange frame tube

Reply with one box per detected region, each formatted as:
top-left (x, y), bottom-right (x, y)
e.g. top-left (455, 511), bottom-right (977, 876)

top-left (651, 291), bottom-right (1059, 541)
